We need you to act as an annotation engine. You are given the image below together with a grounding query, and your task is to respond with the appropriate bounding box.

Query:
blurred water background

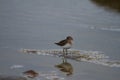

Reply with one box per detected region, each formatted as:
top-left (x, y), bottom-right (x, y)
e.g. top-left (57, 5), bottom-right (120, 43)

top-left (0, 0), bottom-right (120, 80)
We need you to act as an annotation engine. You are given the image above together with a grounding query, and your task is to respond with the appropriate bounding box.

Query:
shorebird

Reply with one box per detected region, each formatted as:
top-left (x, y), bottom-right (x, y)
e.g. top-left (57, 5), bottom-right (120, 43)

top-left (55, 36), bottom-right (73, 56)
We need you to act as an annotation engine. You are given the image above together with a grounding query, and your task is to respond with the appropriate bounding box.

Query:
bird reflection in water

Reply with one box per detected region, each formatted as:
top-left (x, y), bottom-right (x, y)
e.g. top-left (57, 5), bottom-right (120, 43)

top-left (55, 58), bottom-right (73, 76)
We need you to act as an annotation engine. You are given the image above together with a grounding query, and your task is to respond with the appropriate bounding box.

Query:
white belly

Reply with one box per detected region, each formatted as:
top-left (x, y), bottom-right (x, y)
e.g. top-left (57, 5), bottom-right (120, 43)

top-left (62, 43), bottom-right (72, 49)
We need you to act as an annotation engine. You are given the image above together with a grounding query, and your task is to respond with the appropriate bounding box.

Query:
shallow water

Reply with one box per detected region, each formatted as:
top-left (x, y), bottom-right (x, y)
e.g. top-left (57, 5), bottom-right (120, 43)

top-left (0, 0), bottom-right (120, 80)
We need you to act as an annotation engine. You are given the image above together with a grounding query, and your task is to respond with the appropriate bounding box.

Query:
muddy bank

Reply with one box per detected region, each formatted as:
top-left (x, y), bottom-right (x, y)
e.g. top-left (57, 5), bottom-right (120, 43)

top-left (91, 0), bottom-right (120, 12)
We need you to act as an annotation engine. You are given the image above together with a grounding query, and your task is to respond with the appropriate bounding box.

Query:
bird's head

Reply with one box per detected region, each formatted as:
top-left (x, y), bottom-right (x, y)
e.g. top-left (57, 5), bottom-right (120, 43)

top-left (66, 36), bottom-right (73, 40)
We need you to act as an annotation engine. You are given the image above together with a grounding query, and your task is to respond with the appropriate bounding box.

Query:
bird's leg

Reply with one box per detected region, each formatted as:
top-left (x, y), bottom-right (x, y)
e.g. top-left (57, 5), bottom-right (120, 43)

top-left (62, 48), bottom-right (67, 63)
top-left (63, 48), bottom-right (65, 56)
top-left (62, 48), bottom-right (65, 63)
top-left (64, 48), bottom-right (67, 62)
top-left (66, 48), bottom-right (68, 56)
top-left (64, 48), bottom-right (68, 56)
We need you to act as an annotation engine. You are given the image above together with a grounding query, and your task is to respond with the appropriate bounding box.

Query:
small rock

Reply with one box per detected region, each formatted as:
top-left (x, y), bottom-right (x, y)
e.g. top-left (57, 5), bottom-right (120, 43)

top-left (23, 70), bottom-right (39, 78)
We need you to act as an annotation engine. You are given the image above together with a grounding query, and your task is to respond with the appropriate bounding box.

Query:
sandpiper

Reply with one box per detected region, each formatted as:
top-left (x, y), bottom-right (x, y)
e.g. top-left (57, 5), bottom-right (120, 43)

top-left (55, 36), bottom-right (73, 56)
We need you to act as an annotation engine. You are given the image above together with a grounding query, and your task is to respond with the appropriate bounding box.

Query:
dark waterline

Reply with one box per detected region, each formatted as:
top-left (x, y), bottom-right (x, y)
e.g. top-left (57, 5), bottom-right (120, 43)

top-left (91, 0), bottom-right (120, 12)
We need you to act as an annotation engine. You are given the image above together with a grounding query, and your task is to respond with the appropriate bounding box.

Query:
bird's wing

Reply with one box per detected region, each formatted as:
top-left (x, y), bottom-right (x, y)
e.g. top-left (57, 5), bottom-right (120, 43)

top-left (55, 39), bottom-right (67, 46)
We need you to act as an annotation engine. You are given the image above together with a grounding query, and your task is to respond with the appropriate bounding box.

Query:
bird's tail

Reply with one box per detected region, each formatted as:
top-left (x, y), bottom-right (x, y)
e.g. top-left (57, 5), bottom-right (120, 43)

top-left (55, 42), bottom-right (59, 45)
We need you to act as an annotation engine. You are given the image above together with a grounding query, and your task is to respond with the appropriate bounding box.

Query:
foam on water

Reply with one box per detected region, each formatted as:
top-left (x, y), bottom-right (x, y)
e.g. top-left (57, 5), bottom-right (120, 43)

top-left (89, 26), bottom-right (120, 32)
top-left (10, 65), bottom-right (24, 69)
top-left (21, 49), bottom-right (120, 68)
top-left (100, 28), bottom-right (120, 32)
